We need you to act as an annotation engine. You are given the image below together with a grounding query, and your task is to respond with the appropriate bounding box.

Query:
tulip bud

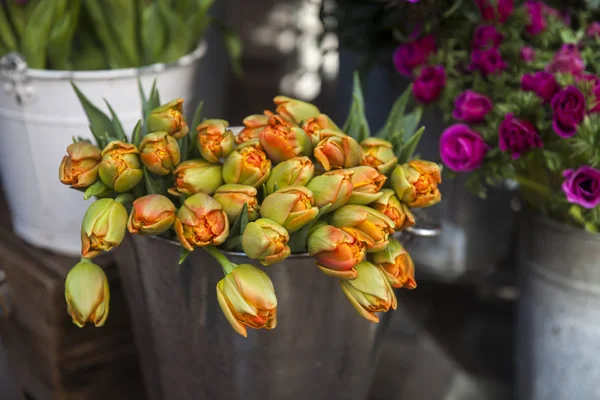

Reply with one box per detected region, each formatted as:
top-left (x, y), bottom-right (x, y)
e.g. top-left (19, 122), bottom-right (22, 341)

top-left (242, 218), bottom-right (291, 266)
top-left (308, 224), bottom-right (368, 279)
top-left (59, 141), bottom-right (102, 188)
top-left (127, 194), bottom-right (176, 235)
top-left (331, 205), bottom-right (395, 252)
top-left (306, 169), bottom-right (353, 212)
top-left (139, 132), bottom-right (181, 176)
top-left (174, 193), bottom-right (229, 251)
top-left (213, 184), bottom-right (260, 223)
top-left (196, 119), bottom-right (235, 163)
top-left (216, 263), bottom-right (277, 337)
top-left (273, 95), bottom-right (321, 125)
top-left (361, 137), bottom-right (398, 175)
top-left (265, 156), bottom-right (314, 194)
top-left (237, 114), bottom-right (269, 145)
top-left (98, 141), bottom-right (144, 192)
top-left (65, 260), bottom-right (110, 327)
top-left (370, 189), bottom-right (415, 231)
top-left (260, 186), bottom-right (319, 233)
top-left (302, 114), bottom-right (343, 147)
top-left (259, 115), bottom-right (312, 164)
top-left (314, 130), bottom-right (364, 171)
top-left (223, 144), bottom-right (272, 188)
top-left (81, 198), bottom-right (128, 258)
top-left (341, 166), bottom-right (387, 205)
top-left (340, 261), bottom-right (397, 323)
top-left (147, 99), bottom-right (189, 139)
top-left (370, 238), bottom-right (416, 289)
top-left (391, 160), bottom-right (442, 208)
top-left (168, 159), bottom-right (223, 197)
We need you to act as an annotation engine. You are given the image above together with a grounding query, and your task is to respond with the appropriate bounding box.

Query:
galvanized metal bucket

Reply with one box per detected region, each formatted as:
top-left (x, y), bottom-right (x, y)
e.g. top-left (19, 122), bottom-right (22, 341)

top-left (114, 226), bottom-right (438, 400)
top-left (517, 213), bottom-right (600, 400)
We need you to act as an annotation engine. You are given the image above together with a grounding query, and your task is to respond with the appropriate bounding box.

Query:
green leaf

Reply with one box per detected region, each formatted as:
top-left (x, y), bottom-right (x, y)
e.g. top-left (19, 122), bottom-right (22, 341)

top-left (104, 100), bottom-right (128, 142)
top-left (47, 6), bottom-right (80, 70)
top-left (377, 84), bottom-right (413, 138)
top-left (342, 71), bottom-right (370, 141)
top-left (143, 167), bottom-right (161, 195)
top-left (83, 181), bottom-right (113, 200)
top-left (20, 0), bottom-right (56, 69)
top-left (397, 126), bottom-right (425, 164)
top-left (132, 119), bottom-right (143, 148)
top-left (187, 101), bottom-right (204, 160)
top-left (103, 0), bottom-right (142, 67)
top-left (141, 2), bottom-right (167, 64)
top-left (148, 80), bottom-right (161, 110)
top-left (402, 107), bottom-right (424, 139)
top-left (0, 5), bottom-right (17, 51)
top-left (72, 82), bottom-right (116, 147)
top-left (179, 248), bottom-right (192, 264)
top-left (221, 203), bottom-right (249, 251)
top-left (157, 0), bottom-right (193, 63)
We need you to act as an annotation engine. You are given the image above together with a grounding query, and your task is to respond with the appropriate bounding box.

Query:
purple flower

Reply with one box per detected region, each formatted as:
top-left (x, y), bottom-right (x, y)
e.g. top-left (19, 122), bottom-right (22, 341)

top-left (475, 0), bottom-right (495, 21)
top-left (562, 166), bottom-right (600, 209)
top-left (545, 44), bottom-right (585, 76)
top-left (498, 113), bottom-right (543, 159)
top-left (469, 47), bottom-right (508, 76)
top-left (452, 90), bottom-right (493, 123)
top-left (497, 0), bottom-right (514, 22)
top-left (551, 86), bottom-right (586, 138)
top-left (520, 46), bottom-right (535, 62)
top-left (472, 25), bottom-right (504, 50)
top-left (525, 1), bottom-right (546, 35)
top-left (412, 65), bottom-right (446, 103)
top-left (393, 35), bottom-right (436, 77)
top-left (439, 124), bottom-right (488, 172)
top-left (521, 72), bottom-right (559, 103)
top-left (587, 22), bottom-right (600, 38)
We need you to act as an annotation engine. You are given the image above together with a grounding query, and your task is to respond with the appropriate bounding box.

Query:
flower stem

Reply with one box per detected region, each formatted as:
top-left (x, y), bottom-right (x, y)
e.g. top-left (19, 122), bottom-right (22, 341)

top-left (115, 193), bottom-right (134, 204)
top-left (203, 245), bottom-right (236, 275)
top-left (515, 175), bottom-right (552, 197)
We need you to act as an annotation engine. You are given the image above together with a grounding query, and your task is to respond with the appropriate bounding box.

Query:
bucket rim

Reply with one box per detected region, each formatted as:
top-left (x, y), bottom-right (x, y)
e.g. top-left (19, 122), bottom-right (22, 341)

top-left (19, 42), bottom-right (207, 81)
top-left (524, 211), bottom-right (599, 242)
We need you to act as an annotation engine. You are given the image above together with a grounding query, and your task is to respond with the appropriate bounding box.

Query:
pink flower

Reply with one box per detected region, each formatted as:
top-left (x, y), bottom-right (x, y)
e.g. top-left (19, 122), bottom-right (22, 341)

top-left (525, 1), bottom-right (569, 36)
top-left (440, 124), bottom-right (488, 172)
top-left (520, 46), bottom-right (535, 62)
top-left (472, 25), bottom-right (504, 49)
top-left (452, 90), bottom-right (493, 123)
top-left (498, 113), bottom-right (543, 159)
top-left (475, 0), bottom-right (495, 20)
top-left (587, 22), bottom-right (600, 38)
top-left (545, 44), bottom-right (585, 76)
top-left (469, 47), bottom-right (508, 76)
top-left (475, 0), bottom-right (513, 22)
top-left (551, 86), bottom-right (586, 138)
top-left (562, 166), bottom-right (600, 209)
top-left (392, 35), bottom-right (436, 77)
top-left (521, 72), bottom-right (559, 103)
top-left (412, 65), bottom-right (446, 103)
top-left (497, 0), bottom-right (514, 23)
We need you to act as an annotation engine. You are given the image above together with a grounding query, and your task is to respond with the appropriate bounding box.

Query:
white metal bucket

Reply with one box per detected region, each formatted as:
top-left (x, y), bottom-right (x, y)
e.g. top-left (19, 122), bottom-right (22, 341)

top-left (0, 43), bottom-right (224, 256)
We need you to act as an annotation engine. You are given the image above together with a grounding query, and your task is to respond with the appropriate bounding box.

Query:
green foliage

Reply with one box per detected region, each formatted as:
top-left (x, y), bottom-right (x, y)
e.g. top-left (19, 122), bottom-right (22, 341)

top-left (342, 71), bottom-right (371, 142)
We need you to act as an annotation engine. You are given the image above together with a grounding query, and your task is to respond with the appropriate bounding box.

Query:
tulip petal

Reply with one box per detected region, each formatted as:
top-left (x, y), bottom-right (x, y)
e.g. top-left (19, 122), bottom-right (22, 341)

top-left (340, 282), bottom-right (379, 323)
top-left (317, 264), bottom-right (358, 280)
top-left (216, 282), bottom-right (248, 337)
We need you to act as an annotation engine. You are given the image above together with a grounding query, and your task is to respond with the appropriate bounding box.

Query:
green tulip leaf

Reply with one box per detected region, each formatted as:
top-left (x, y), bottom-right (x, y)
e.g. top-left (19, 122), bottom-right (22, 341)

top-left (104, 100), bottom-right (128, 142)
top-left (377, 84), bottom-right (413, 139)
top-left (132, 119), bottom-right (143, 148)
top-left (397, 126), bottom-right (425, 164)
top-left (72, 82), bottom-right (117, 147)
top-left (342, 71), bottom-right (370, 142)
top-left (402, 107), bottom-right (424, 139)
top-left (0, 6), bottom-right (17, 51)
top-left (143, 167), bottom-right (161, 195)
top-left (21, 0), bottom-right (56, 69)
top-left (179, 248), bottom-right (192, 265)
top-left (83, 181), bottom-right (113, 200)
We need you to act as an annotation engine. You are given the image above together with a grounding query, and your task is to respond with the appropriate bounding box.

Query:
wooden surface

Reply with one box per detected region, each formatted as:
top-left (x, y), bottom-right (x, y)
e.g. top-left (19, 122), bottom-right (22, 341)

top-left (0, 188), bottom-right (146, 400)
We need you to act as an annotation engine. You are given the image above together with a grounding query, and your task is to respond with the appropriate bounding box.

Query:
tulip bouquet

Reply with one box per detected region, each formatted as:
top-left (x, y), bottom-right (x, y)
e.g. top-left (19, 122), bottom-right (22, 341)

top-left (389, 0), bottom-right (600, 233)
top-left (58, 75), bottom-right (442, 337)
top-left (0, 0), bottom-right (240, 71)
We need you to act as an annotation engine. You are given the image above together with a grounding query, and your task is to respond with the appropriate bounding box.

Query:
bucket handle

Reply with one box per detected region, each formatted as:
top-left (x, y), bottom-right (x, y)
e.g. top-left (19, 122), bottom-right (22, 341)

top-left (0, 52), bottom-right (33, 106)
top-left (0, 269), bottom-right (14, 320)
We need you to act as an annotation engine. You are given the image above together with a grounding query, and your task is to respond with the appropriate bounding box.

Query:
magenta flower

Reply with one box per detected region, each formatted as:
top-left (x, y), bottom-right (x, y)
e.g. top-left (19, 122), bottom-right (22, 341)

top-left (452, 90), bottom-right (493, 123)
top-left (412, 65), bottom-right (446, 103)
top-left (520, 46), bottom-right (535, 62)
top-left (475, 0), bottom-right (495, 21)
top-left (562, 166), bottom-right (600, 209)
top-left (469, 47), bottom-right (508, 76)
top-left (545, 44), bottom-right (585, 76)
top-left (497, 0), bottom-right (514, 22)
top-left (392, 35), bottom-right (436, 77)
top-left (521, 72), bottom-right (559, 103)
top-left (440, 124), bottom-right (488, 172)
top-left (551, 86), bottom-right (586, 138)
top-left (498, 114), bottom-right (543, 159)
top-left (525, 1), bottom-right (546, 35)
top-left (472, 25), bottom-right (504, 50)
top-left (587, 22), bottom-right (600, 38)
top-left (474, 0), bottom-right (513, 22)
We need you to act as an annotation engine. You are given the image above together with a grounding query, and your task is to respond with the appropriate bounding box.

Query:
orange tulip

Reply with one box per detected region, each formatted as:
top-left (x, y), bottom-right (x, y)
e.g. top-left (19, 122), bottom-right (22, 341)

top-left (222, 143), bottom-right (272, 188)
top-left (370, 189), bottom-right (415, 231)
top-left (313, 130), bottom-right (363, 171)
top-left (370, 238), bottom-right (416, 289)
top-left (139, 132), bottom-right (181, 175)
top-left (331, 205), bottom-right (395, 252)
top-left (174, 193), bottom-right (229, 251)
top-left (127, 194), bottom-right (176, 235)
top-left (308, 224), bottom-right (368, 279)
top-left (259, 115), bottom-right (312, 164)
top-left (391, 160), bottom-right (442, 208)
top-left (361, 137), bottom-right (398, 175)
top-left (59, 141), bottom-right (102, 188)
top-left (196, 119), bottom-right (235, 163)
top-left (147, 99), bottom-right (188, 139)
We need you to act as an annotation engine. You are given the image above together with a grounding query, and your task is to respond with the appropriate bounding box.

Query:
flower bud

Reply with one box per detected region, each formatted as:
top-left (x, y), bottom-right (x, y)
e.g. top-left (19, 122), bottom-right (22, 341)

top-left (216, 263), bottom-right (277, 337)
top-left (59, 141), bottom-right (102, 188)
top-left (306, 169), bottom-right (353, 212)
top-left (260, 186), bottom-right (319, 233)
top-left (174, 193), bottom-right (229, 251)
top-left (237, 114), bottom-right (269, 145)
top-left (273, 95), bottom-right (321, 125)
top-left (314, 130), bottom-right (364, 171)
top-left (361, 137), bottom-right (398, 175)
top-left (223, 144), bottom-right (272, 188)
top-left (213, 184), bottom-right (260, 223)
top-left (391, 160), bottom-right (442, 208)
top-left (139, 132), bottom-right (181, 175)
top-left (259, 115), bottom-right (312, 164)
top-left (127, 194), bottom-right (176, 235)
top-left (81, 198), bottom-right (128, 258)
top-left (308, 224), bottom-right (367, 280)
top-left (370, 189), bottom-right (415, 231)
top-left (196, 119), bottom-right (235, 163)
top-left (265, 156), bottom-right (314, 194)
top-left (302, 114), bottom-right (342, 147)
top-left (340, 261), bottom-right (397, 323)
top-left (98, 141), bottom-right (144, 192)
top-left (242, 218), bottom-right (291, 266)
top-left (65, 260), bottom-right (110, 327)
top-left (147, 99), bottom-right (188, 139)
top-left (370, 238), bottom-right (416, 289)
top-left (342, 166), bottom-right (387, 205)
top-left (331, 205), bottom-right (395, 252)
top-left (168, 159), bottom-right (223, 197)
